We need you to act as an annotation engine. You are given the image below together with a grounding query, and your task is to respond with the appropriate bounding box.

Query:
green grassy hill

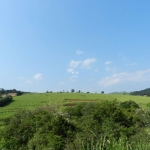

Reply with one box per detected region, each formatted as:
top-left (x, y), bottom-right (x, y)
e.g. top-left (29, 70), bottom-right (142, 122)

top-left (0, 92), bottom-right (150, 119)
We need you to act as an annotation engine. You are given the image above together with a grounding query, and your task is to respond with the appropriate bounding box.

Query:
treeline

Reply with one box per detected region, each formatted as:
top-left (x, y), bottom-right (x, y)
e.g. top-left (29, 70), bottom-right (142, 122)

top-left (0, 95), bottom-right (13, 107)
top-left (130, 88), bottom-right (150, 96)
top-left (0, 89), bottom-right (30, 96)
top-left (109, 91), bottom-right (130, 95)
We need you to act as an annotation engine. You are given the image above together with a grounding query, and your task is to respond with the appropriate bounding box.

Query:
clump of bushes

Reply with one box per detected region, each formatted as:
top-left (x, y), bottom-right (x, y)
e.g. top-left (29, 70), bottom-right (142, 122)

top-left (1, 100), bottom-right (150, 149)
top-left (0, 95), bottom-right (13, 107)
top-left (0, 106), bottom-right (76, 150)
top-left (120, 100), bottom-right (139, 109)
top-left (65, 100), bottom-right (146, 149)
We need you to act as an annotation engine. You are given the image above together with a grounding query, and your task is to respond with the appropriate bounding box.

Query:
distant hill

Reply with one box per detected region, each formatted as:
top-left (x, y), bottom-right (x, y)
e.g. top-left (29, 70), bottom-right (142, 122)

top-left (130, 88), bottom-right (150, 96)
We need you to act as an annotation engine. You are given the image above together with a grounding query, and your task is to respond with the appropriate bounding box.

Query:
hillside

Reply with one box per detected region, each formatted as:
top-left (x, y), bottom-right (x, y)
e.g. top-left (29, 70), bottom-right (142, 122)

top-left (130, 88), bottom-right (150, 96)
top-left (0, 92), bottom-right (150, 119)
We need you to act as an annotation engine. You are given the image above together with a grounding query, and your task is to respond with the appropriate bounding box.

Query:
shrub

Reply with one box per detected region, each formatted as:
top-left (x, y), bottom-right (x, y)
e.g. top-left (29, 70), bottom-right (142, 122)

top-left (1, 106), bottom-right (76, 150)
top-left (0, 95), bottom-right (13, 107)
top-left (1, 100), bottom-right (149, 150)
top-left (120, 100), bottom-right (139, 109)
top-left (146, 102), bottom-right (150, 108)
top-left (65, 101), bottom-right (140, 146)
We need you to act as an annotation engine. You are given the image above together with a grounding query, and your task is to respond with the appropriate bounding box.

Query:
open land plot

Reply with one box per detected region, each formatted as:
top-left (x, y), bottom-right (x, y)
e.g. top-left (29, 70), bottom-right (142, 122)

top-left (0, 93), bottom-right (150, 119)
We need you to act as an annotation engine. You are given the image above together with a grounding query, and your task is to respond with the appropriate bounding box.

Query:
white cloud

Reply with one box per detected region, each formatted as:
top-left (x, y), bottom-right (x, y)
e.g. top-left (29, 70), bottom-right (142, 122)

top-left (68, 58), bottom-right (96, 70)
top-left (82, 58), bottom-right (96, 68)
top-left (67, 68), bottom-right (74, 73)
top-left (105, 61), bottom-right (112, 65)
top-left (71, 71), bottom-right (79, 75)
top-left (70, 60), bottom-right (81, 68)
top-left (67, 68), bottom-right (79, 75)
top-left (99, 69), bottom-right (150, 86)
top-left (95, 69), bottom-right (99, 72)
top-left (34, 73), bottom-right (42, 80)
top-left (76, 50), bottom-right (84, 54)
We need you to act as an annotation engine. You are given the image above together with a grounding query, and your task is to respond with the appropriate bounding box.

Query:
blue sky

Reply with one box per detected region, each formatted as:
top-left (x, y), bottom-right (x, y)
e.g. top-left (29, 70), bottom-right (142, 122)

top-left (1, 0), bottom-right (150, 93)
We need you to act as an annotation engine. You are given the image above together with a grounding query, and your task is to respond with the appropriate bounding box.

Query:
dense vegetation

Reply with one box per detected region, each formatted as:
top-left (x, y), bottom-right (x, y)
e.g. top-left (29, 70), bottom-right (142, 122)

top-left (130, 88), bottom-right (150, 96)
top-left (1, 100), bottom-right (150, 149)
top-left (0, 88), bottom-right (30, 96)
top-left (0, 95), bottom-right (13, 107)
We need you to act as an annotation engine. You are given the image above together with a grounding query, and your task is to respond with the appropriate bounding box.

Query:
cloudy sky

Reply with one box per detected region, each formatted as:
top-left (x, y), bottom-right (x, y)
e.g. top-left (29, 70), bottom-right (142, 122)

top-left (1, 0), bottom-right (150, 93)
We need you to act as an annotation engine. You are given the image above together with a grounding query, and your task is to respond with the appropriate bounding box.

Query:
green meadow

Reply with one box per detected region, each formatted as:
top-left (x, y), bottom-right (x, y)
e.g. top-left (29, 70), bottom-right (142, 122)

top-left (0, 92), bottom-right (150, 119)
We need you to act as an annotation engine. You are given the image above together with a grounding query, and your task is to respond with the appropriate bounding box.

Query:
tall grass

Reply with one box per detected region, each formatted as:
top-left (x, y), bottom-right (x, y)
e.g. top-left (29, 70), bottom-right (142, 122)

top-left (76, 137), bottom-right (150, 150)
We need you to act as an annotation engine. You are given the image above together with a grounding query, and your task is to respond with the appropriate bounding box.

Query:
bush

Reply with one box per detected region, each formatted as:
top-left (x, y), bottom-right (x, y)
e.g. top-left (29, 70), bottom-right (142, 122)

top-left (147, 102), bottom-right (150, 108)
top-left (120, 100), bottom-right (139, 109)
top-left (65, 100), bottom-right (141, 148)
top-left (65, 101), bottom-right (150, 149)
top-left (0, 95), bottom-right (13, 107)
top-left (1, 100), bottom-right (149, 150)
top-left (1, 106), bottom-right (76, 150)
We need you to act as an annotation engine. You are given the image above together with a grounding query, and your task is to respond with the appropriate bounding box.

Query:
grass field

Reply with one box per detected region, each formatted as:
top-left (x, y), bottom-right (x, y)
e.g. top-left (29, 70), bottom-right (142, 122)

top-left (0, 93), bottom-right (150, 119)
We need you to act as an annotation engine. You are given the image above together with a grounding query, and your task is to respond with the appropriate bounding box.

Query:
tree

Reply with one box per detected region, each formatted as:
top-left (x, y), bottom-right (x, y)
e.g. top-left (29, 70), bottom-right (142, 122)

top-left (13, 89), bottom-right (17, 92)
top-left (71, 89), bottom-right (75, 93)
top-left (101, 91), bottom-right (104, 94)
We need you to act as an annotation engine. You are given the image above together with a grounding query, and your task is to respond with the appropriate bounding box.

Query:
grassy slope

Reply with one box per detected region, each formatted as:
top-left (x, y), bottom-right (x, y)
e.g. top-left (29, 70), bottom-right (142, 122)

top-left (0, 93), bottom-right (150, 119)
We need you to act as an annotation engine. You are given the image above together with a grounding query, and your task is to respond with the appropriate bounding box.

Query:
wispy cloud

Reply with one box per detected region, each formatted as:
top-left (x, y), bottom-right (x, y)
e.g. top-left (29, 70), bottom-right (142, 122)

top-left (69, 58), bottom-right (96, 69)
top-left (67, 68), bottom-right (74, 73)
top-left (67, 58), bottom-right (96, 82)
top-left (70, 60), bottom-right (82, 68)
top-left (34, 73), bottom-right (42, 80)
top-left (99, 69), bottom-right (150, 86)
top-left (82, 58), bottom-right (96, 68)
top-left (105, 61), bottom-right (112, 65)
top-left (76, 50), bottom-right (84, 54)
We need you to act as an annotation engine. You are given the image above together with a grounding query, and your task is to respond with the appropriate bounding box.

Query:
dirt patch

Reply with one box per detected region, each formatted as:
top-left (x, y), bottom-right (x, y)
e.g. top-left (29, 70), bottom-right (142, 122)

top-left (65, 99), bottom-right (98, 102)
top-left (64, 99), bottom-right (100, 107)
top-left (64, 103), bottom-right (77, 107)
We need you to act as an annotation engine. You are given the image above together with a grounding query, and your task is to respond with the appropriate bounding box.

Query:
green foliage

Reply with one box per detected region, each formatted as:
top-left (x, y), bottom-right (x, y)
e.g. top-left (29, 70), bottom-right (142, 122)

top-left (146, 102), bottom-right (150, 107)
top-left (65, 101), bottom-right (146, 149)
top-left (71, 89), bottom-right (75, 93)
top-left (130, 87), bottom-right (150, 96)
top-left (66, 136), bottom-right (150, 150)
top-left (1, 106), bottom-right (76, 150)
top-left (120, 100), bottom-right (139, 109)
top-left (1, 94), bottom-right (150, 149)
top-left (0, 95), bottom-right (13, 107)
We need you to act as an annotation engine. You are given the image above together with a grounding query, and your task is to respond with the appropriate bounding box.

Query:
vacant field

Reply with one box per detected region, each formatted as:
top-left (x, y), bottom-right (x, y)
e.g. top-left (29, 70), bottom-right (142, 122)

top-left (0, 93), bottom-right (150, 119)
